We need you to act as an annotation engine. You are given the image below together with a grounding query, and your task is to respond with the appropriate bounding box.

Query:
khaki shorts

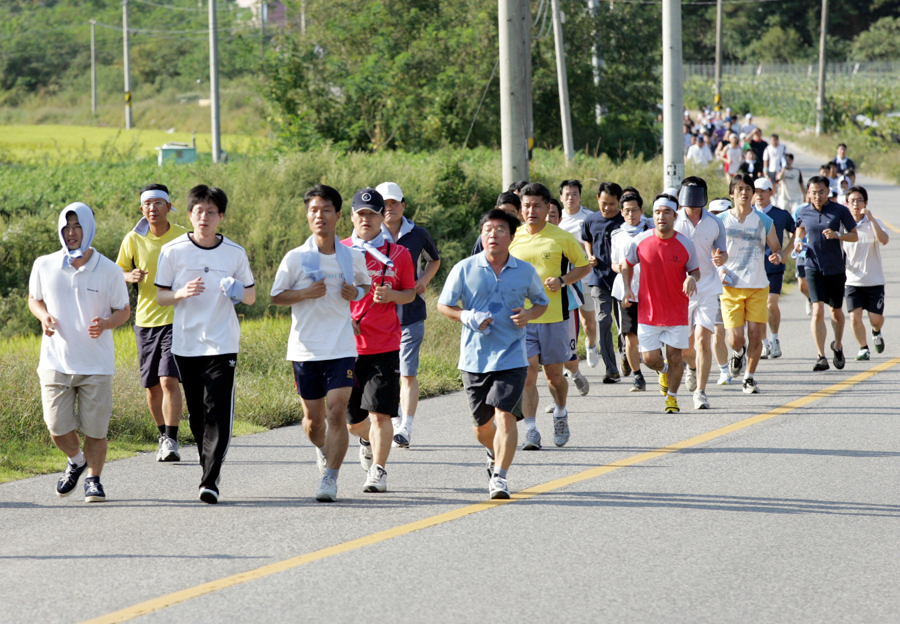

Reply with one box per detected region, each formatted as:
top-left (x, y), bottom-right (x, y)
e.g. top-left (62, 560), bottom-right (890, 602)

top-left (38, 369), bottom-right (113, 439)
top-left (721, 286), bottom-right (769, 329)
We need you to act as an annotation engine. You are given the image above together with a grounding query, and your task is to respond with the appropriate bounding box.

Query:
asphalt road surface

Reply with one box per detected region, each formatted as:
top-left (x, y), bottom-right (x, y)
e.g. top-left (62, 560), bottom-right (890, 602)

top-left (2, 142), bottom-right (899, 624)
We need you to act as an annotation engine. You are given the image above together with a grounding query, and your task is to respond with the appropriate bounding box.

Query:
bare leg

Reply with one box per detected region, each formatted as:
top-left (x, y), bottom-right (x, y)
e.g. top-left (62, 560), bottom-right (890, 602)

top-left (400, 375), bottom-right (419, 422)
top-left (369, 412), bottom-right (393, 468)
top-left (625, 333), bottom-right (641, 372)
top-left (51, 430), bottom-right (81, 458)
top-left (493, 410), bottom-right (517, 470)
top-left (850, 308), bottom-right (866, 348)
top-left (869, 311), bottom-right (885, 333)
top-left (83, 435), bottom-right (107, 477)
top-left (695, 326), bottom-right (713, 391)
top-left (830, 306), bottom-right (845, 350)
top-left (664, 345), bottom-right (684, 393)
top-left (579, 307), bottom-right (597, 348)
top-left (522, 355), bottom-right (541, 420)
top-left (146, 385), bottom-right (164, 427)
top-left (811, 301), bottom-right (827, 357)
top-left (542, 362), bottom-right (567, 409)
top-left (727, 325), bottom-right (747, 355)
top-left (767, 293), bottom-right (781, 335)
top-left (714, 325), bottom-right (728, 366)
top-left (746, 321), bottom-right (765, 374)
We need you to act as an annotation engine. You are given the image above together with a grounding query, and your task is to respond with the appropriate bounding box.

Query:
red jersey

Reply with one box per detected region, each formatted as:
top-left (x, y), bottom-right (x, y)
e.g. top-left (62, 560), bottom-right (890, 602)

top-left (624, 230), bottom-right (699, 327)
top-left (341, 239), bottom-right (416, 355)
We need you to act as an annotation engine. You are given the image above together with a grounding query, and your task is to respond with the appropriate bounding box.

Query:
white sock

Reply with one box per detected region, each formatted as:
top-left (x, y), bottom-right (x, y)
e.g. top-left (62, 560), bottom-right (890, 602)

top-left (762, 338), bottom-right (770, 347)
top-left (719, 363), bottom-right (729, 373)
top-left (525, 417), bottom-right (537, 431)
top-left (667, 391), bottom-right (677, 399)
top-left (661, 361), bottom-right (669, 374)
top-left (315, 445), bottom-right (326, 460)
top-left (391, 416), bottom-right (401, 431)
top-left (401, 415), bottom-right (415, 431)
top-left (771, 333), bottom-right (778, 342)
top-left (744, 372), bottom-right (754, 380)
top-left (68, 450), bottom-right (85, 466)
top-left (554, 406), bottom-right (568, 418)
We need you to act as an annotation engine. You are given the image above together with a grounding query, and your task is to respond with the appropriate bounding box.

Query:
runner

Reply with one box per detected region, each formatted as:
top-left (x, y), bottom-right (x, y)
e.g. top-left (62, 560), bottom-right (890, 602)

top-left (841, 186), bottom-right (889, 360)
top-left (674, 177), bottom-right (728, 410)
top-left (753, 178), bottom-right (795, 360)
top-left (832, 143), bottom-right (856, 174)
top-left (508, 183), bottom-right (590, 450)
top-left (762, 133), bottom-right (786, 185)
top-left (581, 182), bottom-right (625, 383)
top-left (718, 174), bottom-right (784, 394)
top-left (472, 193), bottom-right (520, 255)
top-left (621, 195), bottom-right (700, 413)
top-left (156, 185), bottom-right (256, 504)
top-left (376, 182), bottom-right (441, 450)
top-left (29, 203), bottom-right (131, 502)
top-left (341, 188), bottom-right (416, 492)
top-left (708, 198), bottom-right (734, 385)
top-left (437, 208), bottom-right (549, 499)
top-left (794, 176), bottom-right (858, 371)
top-left (270, 185), bottom-right (371, 502)
top-left (115, 184), bottom-right (188, 462)
top-left (775, 153), bottom-right (804, 213)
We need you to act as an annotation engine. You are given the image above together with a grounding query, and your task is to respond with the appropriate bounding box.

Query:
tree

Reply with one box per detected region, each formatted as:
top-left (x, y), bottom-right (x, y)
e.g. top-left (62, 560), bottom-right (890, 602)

top-left (850, 16), bottom-right (900, 60)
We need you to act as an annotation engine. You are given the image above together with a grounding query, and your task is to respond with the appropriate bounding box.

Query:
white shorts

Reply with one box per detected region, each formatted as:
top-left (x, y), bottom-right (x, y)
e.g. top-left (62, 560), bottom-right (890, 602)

top-left (578, 278), bottom-right (595, 312)
top-left (688, 294), bottom-right (718, 333)
top-left (637, 324), bottom-right (691, 352)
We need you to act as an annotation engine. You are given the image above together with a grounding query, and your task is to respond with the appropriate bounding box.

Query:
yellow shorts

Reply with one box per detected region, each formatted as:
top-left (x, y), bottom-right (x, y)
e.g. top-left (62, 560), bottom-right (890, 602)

top-left (721, 286), bottom-right (769, 329)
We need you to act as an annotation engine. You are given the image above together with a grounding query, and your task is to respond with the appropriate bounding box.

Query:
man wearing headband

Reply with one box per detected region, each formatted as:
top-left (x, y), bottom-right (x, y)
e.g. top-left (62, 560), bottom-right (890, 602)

top-left (717, 174), bottom-right (784, 394)
top-left (341, 188), bottom-right (416, 494)
top-left (156, 185), bottom-right (256, 504)
top-left (270, 185), bottom-right (371, 502)
top-left (115, 184), bottom-right (189, 463)
top-left (674, 177), bottom-right (727, 411)
top-left (621, 195), bottom-right (700, 414)
top-left (707, 198), bottom-right (736, 385)
top-left (29, 203), bottom-right (131, 503)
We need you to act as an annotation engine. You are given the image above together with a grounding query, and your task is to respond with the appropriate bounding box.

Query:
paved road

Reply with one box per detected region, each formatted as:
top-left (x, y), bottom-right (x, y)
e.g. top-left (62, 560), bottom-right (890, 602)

top-left (3, 143), bottom-right (900, 624)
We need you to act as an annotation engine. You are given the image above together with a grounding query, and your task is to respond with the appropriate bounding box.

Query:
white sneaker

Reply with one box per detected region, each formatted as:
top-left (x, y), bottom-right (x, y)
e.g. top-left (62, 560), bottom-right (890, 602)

top-left (585, 342), bottom-right (600, 368)
top-left (770, 338), bottom-right (782, 358)
top-left (159, 435), bottom-right (180, 462)
top-left (760, 340), bottom-right (770, 359)
top-left (544, 403), bottom-right (555, 413)
top-left (552, 407), bottom-right (570, 447)
top-left (315, 475), bottom-right (337, 502)
top-left (569, 369), bottom-right (590, 396)
top-left (363, 464), bottom-right (387, 493)
top-left (489, 475), bottom-right (510, 499)
top-left (693, 390), bottom-right (710, 410)
top-left (805, 299), bottom-right (812, 316)
top-left (358, 439), bottom-right (373, 471)
top-left (717, 370), bottom-right (732, 385)
top-left (684, 366), bottom-right (697, 392)
top-left (315, 448), bottom-right (327, 476)
top-left (393, 426), bottom-right (410, 449)
top-left (155, 434), bottom-right (166, 462)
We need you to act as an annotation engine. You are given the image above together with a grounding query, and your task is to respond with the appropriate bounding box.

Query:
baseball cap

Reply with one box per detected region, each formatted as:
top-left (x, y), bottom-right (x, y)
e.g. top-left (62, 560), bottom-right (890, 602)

top-left (753, 178), bottom-right (773, 191)
top-left (375, 182), bottom-right (403, 202)
top-left (709, 198), bottom-right (732, 214)
top-left (351, 188), bottom-right (385, 213)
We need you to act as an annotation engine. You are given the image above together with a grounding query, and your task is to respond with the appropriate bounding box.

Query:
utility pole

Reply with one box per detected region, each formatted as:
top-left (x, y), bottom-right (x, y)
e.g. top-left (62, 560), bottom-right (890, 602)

top-left (662, 0), bottom-right (684, 190)
top-left (551, 0), bottom-right (574, 164)
top-left (259, 1), bottom-right (265, 61)
top-left (123, 0), bottom-right (133, 129)
top-left (209, 0), bottom-right (222, 162)
top-left (815, 0), bottom-right (828, 136)
top-left (587, 0), bottom-right (602, 125)
top-left (300, 0), bottom-right (306, 34)
top-left (498, 0), bottom-right (530, 188)
top-left (713, 0), bottom-right (723, 111)
top-left (90, 19), bottom-right (97, 114)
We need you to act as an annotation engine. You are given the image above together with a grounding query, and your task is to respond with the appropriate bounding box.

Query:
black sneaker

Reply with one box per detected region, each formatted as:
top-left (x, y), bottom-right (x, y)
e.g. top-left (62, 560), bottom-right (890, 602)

top-left (813, 356), bottom-right (830, 372)
top-left (602, 372), bottom-right (621, 384)
top-left (742, 377), bottom-right (759, 394)
top-left (630, 372), bottom-right (646, 392)
top-left (620, 354), bottom-right (632, 377)
top-left (729, 348), bottom-right (745, 378)
top-left (486, 449), bottom-right (495, 479)
top-left (56, 460), bottom-right (87, 498)
top-left (84, 478), bottom-right (106, 503)
top-left (831, 341), bottom-right (845, 370)
top-left (199, 487), bottom-right (219, 504)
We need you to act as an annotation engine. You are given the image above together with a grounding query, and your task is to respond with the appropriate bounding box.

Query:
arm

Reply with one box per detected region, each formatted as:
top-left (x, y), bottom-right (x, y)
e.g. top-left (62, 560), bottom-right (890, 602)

top-left (509, 303), bottom-right (548, 328)
top-left (870, 216), bottom-right (890, 245)
top-left (437, 302), bottom-right (493, 331)
top-left (123, 269), bottom-right (146, 283)
top-left (765, 227), bottom-right (783, 265)
top-left (582, 241), bottom-right (598, 267)
top-left (157, 277), bottom-right (205, 307)
top-left (271, 281), bottom-right (330, 306)
top-left (28, 295), bottom-right (58, 337)
top-left (620, 263), bottom-right (635, 306)
top-left (88, 305), bottom-right (132, 339)
top-left (375, 284), bottom-right (416, 305)
top-left (415, 258), bottom-right (441, 295)
top-left (683, 268), bottom-right (700, 296)
top-left (794, 224), bottom-right (807, 252)
top-left (241, 286), bottom-right (256, 306)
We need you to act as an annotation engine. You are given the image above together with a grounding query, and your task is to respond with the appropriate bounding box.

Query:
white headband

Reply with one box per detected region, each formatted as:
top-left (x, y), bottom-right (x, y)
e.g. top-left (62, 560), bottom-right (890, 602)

top-left (709, 199), bottom-right (732, 213)
top-left (141, 190), bottom-right (170, 204)
top-left (652, 197), bottom-right (678, 212)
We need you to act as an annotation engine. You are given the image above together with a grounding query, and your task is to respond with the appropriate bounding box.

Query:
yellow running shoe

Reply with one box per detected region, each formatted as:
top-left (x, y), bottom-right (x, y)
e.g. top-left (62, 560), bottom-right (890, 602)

top-left (665, 395), bottom-right (679, 413)
top-left (657, 370), bottom-right (669, 395)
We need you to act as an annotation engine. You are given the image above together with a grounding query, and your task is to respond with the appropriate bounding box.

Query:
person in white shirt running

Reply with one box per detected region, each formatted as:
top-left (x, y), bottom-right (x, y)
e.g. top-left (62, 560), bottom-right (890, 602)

top-left (686, 135), bottom-right (714, 167)
top-left (763, 134), bottom-right (786, 186)
top-left (775, 154), bottom-right (804, 213)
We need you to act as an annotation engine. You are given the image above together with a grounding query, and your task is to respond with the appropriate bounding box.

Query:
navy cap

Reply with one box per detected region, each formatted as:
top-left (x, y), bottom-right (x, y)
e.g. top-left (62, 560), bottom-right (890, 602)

top-left (351, 188), bottom-right (385, 213)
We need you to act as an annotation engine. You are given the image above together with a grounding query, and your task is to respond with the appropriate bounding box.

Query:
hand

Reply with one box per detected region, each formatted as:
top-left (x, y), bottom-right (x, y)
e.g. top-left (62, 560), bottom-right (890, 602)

top-left (88, 316), bottom-right (106, 339)
top-left (126, 269), bottom-right (147, 284)
top-left (351, 319), bottom-right (361, 336)
top-left (509, 307), bottom-right (529, 328)
top-left (374, 283), bottom-right (393, 303)
top-left (621, 291), bottom-right (634, 308)
top-left (589, 255), bottom-right (599, 267)
top-left (176, 277), bottom-right (204, 300)
top-left (768, 251), bottom-right (782, 265)
top-left (414, 280), bottom-right (427, 296)
top-left (303, 279), bottom-right (327, 300)
top-left (544, 276), bottom-right (563, 293)
top-left (794, 240), bottom-right (804, 253)
top-left (40, 313), bottom-right (58, 337)
top-left (822, 228), bottom-right (838, 240)
top-left (683, 276), bottom-right (697, 297)
top-left (712, 248), bottom-right (726, 267)
top-left (340, 283), bottom-right (358, 301)
top-left (864, 207), bottom-right (873, 220)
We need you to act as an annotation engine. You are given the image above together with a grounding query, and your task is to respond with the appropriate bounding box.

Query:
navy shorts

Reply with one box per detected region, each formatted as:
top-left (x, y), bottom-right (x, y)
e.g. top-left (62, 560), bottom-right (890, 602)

top-left (347, 351), bottom-right (400, 425)
top-left (806, 269), bottom-right (845, 309)
top-left (845, 285), bottom-right (885, 315)
top-left (619, 300), bottom-right (639, 335)
top-left (766, 272), bottom-right (784, 296)
top-left (796, 264), bottom-right (806, 279)
top-left (461, 368), bottom-right (527, 427)
top-left (292, 357), bottom-right (356, 401)
top-left (135, 325), bottom-right (180, 388)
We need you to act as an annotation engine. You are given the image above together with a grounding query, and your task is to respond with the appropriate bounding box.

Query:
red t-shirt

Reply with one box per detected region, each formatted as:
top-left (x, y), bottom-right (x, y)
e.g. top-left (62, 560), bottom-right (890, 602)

top-left (341, 239), bottom-right (416, 355)
top-left (625, 230), bottom-right (699, 327)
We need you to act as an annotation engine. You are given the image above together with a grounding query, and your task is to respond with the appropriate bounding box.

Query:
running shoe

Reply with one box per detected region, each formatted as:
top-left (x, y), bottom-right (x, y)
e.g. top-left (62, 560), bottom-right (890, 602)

top-left (693, 390), bottom-right (710, 410)
top-left (552, 408), bottom-right (570, 447)
top-left (729, 349), bottom-right (746, 378)
top-left (813, 356), bottom-right (830, 371)
top-left (664, 395), bottom-right (679, 414)
top-left (486, 449), bottom-right (495, 478)
top-left (522, 428), bottom-right (542, 451)
top-left (84, 479), bottom-right (106, 503)
top-left (358, 438), bottom-right (373, 471)
top-left (603, 371), bottom-right (621, 384)
top-left (315, 475), bottom-right (338, 502)
top-left (363, 464), bottom-right (387, 493)
top-left (684, 366), bottom-right (697, 392)
top-left (760, 340), bottom-right (770, 359)
top-left (831, 341), bottom-right (845, 370)
top-left (717, 370), bottom-right (732, 385)
top-left (393, 426), bottom-right (411, 449)
top-left (56, 460), bottom-right (87, 498)
top-left (316, 448), bottom-right (327, 476)
top-left (489, 475), bottom-right (510, 500)
top-left (873, 331), bottom-right (885, 353)
top-left (544, 403), bottom-right (555, 413)
top-left (742, 377), bottom-right (759, 394)
top-left (805, 298), bottom-right (812, 316)
top-left (856, 347), bottom-right (871, 361)
top-left (771, 338), bottom-right (782, 358)
top-left (657, 370), bottom-right (669, 395)
top-left (155, 433), bottom-right (166, 462)
top-left (620, 354), bottom-right (632, 377)
top-left (199, 487), bottom-right (218, 504)
top-left (631, 372), bottom-right (646, 392)
top-left (158, 436), bottom-right (180, 462)
top-left (586, 341), bottom-right (600, 368)
top-left (565, 369), bottom-right (590, 396)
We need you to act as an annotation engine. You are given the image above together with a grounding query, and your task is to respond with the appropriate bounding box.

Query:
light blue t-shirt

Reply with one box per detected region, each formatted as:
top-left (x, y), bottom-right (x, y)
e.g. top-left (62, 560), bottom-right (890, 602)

top-left (439, 252), bottom-right (549, 373)
top-left (717, 209), bottom-right (774, 290)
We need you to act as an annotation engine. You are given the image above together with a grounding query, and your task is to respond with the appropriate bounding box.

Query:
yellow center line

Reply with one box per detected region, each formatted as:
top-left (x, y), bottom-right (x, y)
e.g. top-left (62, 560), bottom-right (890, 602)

top-left (880, 219), bottom-right (900, 234)
top-left (82, 357), bottom-right (900, 624)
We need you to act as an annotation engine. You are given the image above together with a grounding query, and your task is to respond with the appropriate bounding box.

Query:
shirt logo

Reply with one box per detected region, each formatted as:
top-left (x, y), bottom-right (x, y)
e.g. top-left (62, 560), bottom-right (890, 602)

top-left (204, 267), bottom-right (210, 273)
top-left (347, 369), bottom-right (354, 379)
top-left (541, 251), bottom-right (551, 260)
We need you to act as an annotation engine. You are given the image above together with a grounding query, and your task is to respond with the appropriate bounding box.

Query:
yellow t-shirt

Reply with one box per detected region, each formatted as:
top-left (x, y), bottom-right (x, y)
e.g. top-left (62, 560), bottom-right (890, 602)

top-left (115, 223), bottom-right (190, 327)
top-left (508, 222), bottom-right (589, 324)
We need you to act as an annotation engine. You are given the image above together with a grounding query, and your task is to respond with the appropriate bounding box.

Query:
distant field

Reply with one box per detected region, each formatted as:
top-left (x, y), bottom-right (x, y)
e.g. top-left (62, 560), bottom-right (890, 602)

top-left (0, 124), bottom-right (272, 163)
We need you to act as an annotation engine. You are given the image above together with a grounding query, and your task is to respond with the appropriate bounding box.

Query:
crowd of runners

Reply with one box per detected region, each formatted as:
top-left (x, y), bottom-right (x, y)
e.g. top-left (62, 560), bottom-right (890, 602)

top-left (27, 137), bottom-right (890, 505)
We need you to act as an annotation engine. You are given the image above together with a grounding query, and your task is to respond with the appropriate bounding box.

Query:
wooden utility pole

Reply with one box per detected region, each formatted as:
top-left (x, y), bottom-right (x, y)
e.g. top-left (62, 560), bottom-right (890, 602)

top-left (259, 1), bottom-right (265, 61)
top-left (209, 0), bottom-right (222, 162)
top-left (498, 0), bottom-right (530, 188)
top-left (123, 0), bottom-right (133, 129)
top-left (815, 0), bottom-right (828, 135)
top-left (90, 19), bottom-right (97, 114)
top-left (662, 0), bottom-right (684, 190)
top-left (714, 0), bottom-right (723, 111)
top-left (551, 0), bottom-right (574, 164)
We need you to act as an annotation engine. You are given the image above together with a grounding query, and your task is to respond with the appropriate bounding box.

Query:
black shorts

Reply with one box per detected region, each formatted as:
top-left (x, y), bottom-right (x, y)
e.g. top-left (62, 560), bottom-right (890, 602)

top-left (845, 285), bottom-right (885, 315)
top-left (347, 351), bottom-right (400, 425)
top-left (618, 300), bottom-right (639, 335)
top-left (461, 368), bottom-right (527, 427)
top-left (797, 264), bottom-right (806, 279)
top-left (135, 325), bottom-right (180, 388)
top-left (292, 357), bottom-right (356, 401)
top-left (806, 269), bottom-right (845, 309)
top-left (766, 272), bottom-right (784, 296)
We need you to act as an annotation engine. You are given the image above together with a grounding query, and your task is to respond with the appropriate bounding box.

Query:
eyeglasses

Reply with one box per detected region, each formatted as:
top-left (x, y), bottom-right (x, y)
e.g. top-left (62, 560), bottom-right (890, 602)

top-left (847, 198), bottom-right (866, 205)
top-left (141, 200), bottom-right (168, 209)
top-left (192, 209), bottom-right (220, 217)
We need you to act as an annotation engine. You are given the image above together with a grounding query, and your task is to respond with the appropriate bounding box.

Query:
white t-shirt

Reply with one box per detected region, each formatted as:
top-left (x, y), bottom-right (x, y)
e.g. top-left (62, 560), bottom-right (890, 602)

top-left (610, 228), bottom-right (644, 301)
top-left (559, 206), bottom-right (595, 288)
top-left (776, 168), bottom-right (804, 209)
top-left (270, 247), bottom-right (371, 362)
top-left (687, 144), bottom-right (714, 166)
top-left (29, 249), bottom-right (129, 375)
top-left (725, 146), bottom-right (743, 171)
top-left (843, 219), bottom-right (885, 287)
top-left (155, 234), bottom-right (255, 357)
top-left (764, 143), bottom-right (786, 173)
top-left (719, 209), bottom-right (774, 290)
top-left (675, 208), bottom-right (727, 299)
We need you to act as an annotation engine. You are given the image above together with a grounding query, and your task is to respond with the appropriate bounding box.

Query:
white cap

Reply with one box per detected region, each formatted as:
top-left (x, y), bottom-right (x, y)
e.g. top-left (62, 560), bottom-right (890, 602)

top-left (709, 198), bottom-right (732, 214)
top-left (745, 113), bottom-right (753, 120)
top-left (375, 182), bottom-right (403, 202)
top-left (754, 178), bottom-right (773, 191)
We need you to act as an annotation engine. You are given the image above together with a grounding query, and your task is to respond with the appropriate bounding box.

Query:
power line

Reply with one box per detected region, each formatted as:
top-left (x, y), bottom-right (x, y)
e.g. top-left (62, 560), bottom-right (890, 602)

top-left (129, 0), bottom-right (206, 12)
